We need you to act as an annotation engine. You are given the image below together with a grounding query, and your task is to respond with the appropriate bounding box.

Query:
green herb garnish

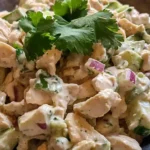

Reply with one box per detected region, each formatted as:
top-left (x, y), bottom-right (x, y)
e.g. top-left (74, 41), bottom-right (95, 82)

top-left (19, 10), bottom-right (123, 60)
top-left (53, 0), bottom-right (88, 21)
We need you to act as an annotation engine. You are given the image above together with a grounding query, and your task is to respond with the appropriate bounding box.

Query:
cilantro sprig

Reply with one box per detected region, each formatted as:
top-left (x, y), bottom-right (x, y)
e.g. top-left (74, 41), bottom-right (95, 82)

top-left (19, 10), bottom-right (124, 60)
top-left (53, 0), bottom-right (88, 21)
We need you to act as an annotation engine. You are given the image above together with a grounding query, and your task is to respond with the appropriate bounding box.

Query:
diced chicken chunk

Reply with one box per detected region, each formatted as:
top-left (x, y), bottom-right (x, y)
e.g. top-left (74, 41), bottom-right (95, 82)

top-left (17, 134), bottom-right (46, 150)
top-left (8, 29), bottom-right (24, 47)
top-left (25, 78), bottom-right (53, 105)
top-left (0, 67), bottom-right (7, 84)
top-left (111, 96), bottom-right (127, 118)
top-left (65, 113), bottom-right (110, 149)
top-left (0, 128), bottom-right (19, 150)
top-left (4, 80), bottom-right (25, 102)
top-left (48, 137), bottom-right (71, 150)
top-left (118, 27), bottom-right (126, 39)
top-left (96, 114), bottom-right (121, 135)
top-left (126, 9), bottom-right (150, 28)
top-left (118, 18), bottom-right (144, 36)
top-left (3, 71), bottom-right (13, 85)
top-left (89, 0), bottom-right (103, 11)
top-left (67, 66), bottom-right (89, 83)
top-left (63, 68), bottom-right (75, 77)
top-left (0, 42), bottom-right (16, 68)
top-left (87, 7), bottom-right (97, 15)
top-left (36, 49), bottom-right (62, 75)
top-left (74, 89), bottom-right (123, 119)
top-left (92, 73), bottom-right (118, 92)
top-left (26, 87), bottom-right (52, 105)
top-left (77, 79), bottom-right (97, 99)
top-left (65, 53), bottom-right (84, 68)
top-left (18, 104), bottom-right (64, 136)
top-left (105, 66), bottom-right (123, 77)
top-left (66, 84), bottom-right (80, 105)
top-left (88, 0), bottom-right (103, 14)
top-left (18, 104), bottom-right (53, 136)
top-left (0, 112), bottom-right (12, 131)
top-left (52, 83), bottom-right (79, 116)
top-left (107, 135), bottom-right (142, 150)
top-left (37, 142), bottom-right (47, 150)
top-left (19, 0), bottom-right (50, 11)
top-left (3, 100), bottom-right (38, 116)
top-left (141, 50), bottom-right (150, 71)
top-left (0, 18), bottom-right (11, 43)
top-left (0, 91), bottom-right (6, 105)
top-left (72, 140), bottom-right (110, 150)
top-left (91, 43), bottom-right (107, 62)
top-left (72, 140), bottom-right (95, 150)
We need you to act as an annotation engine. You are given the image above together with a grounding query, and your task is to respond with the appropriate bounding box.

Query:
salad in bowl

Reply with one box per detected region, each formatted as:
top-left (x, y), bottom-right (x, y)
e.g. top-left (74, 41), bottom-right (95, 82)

top-left (0, 0), bottom-right (150, 150)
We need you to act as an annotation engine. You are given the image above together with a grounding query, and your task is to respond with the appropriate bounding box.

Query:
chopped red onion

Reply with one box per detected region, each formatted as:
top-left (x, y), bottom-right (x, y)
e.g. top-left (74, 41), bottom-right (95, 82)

top-left (126, 69), bottom-right (136, 84)
top-left (37, 123), bottom-right (47, 130)
top-left (85, 58), bottom-right (105, 72)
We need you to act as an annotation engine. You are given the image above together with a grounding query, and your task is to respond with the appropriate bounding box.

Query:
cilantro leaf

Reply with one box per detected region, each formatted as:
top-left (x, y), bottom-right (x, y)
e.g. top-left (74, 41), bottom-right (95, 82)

top-left (19, 17), bottom-right (35, 32)
top-left (53, 0), bottom-right (69, 16)
top-left (28, 11), bottom-right (43, 26)
top-left (19, 10), bottom-right (124, 60)
top-left (53, 0), bottom-right (88, 21)
top-left (19, 11), bottom-right (50, 32)
top-left (24, 32), bottom-right (55, 60)
top-left (70, 10), bottom-right (124, 49)
top-left (19, 11), bottom-right (44, 32)
top-left (52, 23), bottom-right (95, 54)
top-left (19, 12), bottom-right (56, 60)
top-left (54, 15), bottom-right (69, 25)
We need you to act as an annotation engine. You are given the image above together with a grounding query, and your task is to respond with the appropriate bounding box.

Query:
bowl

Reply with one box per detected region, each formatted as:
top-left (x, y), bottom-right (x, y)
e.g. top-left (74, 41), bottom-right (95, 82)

top-left (0, 0), bottom-right (150, 150)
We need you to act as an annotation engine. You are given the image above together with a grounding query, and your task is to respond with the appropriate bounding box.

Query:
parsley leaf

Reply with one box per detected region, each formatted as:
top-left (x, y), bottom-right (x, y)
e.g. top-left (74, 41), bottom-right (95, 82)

top-left (19, 10), bottom-right (124, 60)
top-left (53, 0), bottom-right (88, 21)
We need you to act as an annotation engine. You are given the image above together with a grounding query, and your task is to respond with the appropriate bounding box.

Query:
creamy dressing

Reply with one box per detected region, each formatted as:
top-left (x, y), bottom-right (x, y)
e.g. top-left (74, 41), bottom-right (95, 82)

top-left (0, 0), bottom-right (149, 149)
